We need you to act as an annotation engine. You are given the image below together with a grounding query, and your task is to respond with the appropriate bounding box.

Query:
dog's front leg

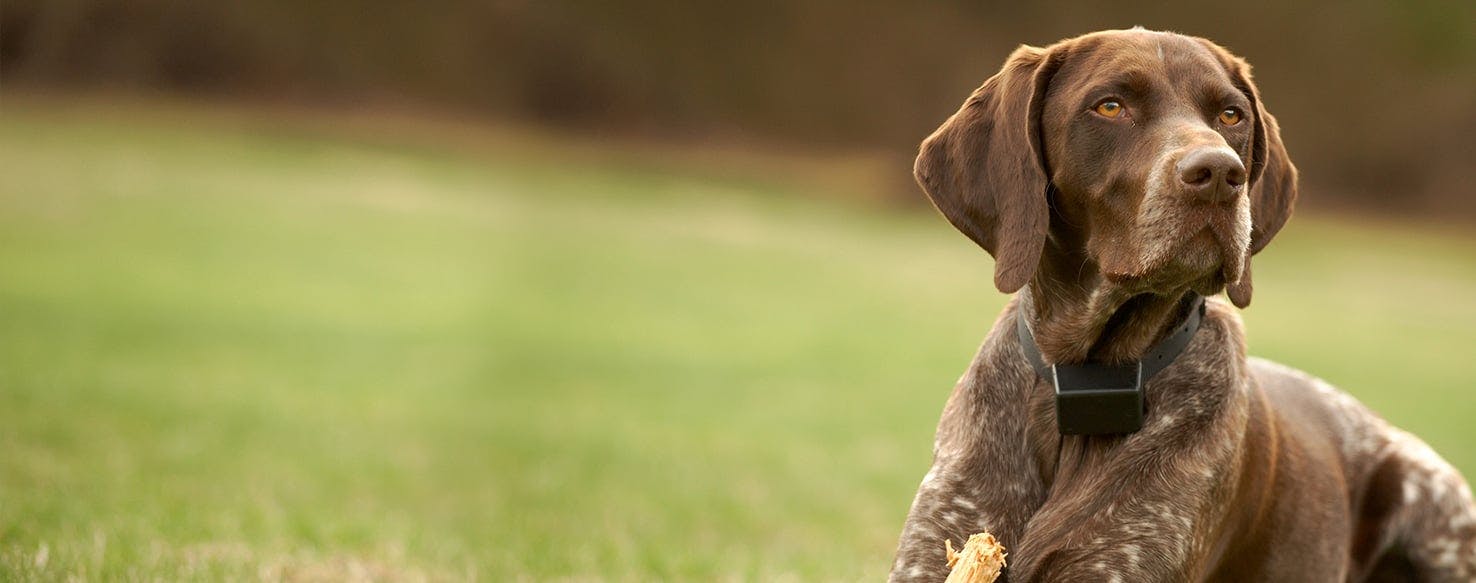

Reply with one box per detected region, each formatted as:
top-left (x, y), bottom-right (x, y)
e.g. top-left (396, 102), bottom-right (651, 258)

top-left (1005, 433), bottom-right (1235, 583)
top-left (888, 459), bottom-right (1039, 581)
top-left (888, 350), bottom-right (1047, 582)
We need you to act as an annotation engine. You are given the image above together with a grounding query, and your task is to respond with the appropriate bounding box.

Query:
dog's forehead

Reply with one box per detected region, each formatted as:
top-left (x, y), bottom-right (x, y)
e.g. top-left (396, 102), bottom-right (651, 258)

top-left (1055, 31), bottom-right (1235, 97)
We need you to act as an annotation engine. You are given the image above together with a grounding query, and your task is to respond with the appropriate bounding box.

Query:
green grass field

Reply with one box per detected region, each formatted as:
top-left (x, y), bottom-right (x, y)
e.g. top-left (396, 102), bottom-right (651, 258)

top-left (2, 100), bottom-right (1474, 580)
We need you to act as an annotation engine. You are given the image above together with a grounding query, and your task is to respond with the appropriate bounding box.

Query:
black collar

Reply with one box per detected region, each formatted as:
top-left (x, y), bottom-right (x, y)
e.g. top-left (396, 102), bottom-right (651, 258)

top-left (1016, 293), bottom-right (1206, 436)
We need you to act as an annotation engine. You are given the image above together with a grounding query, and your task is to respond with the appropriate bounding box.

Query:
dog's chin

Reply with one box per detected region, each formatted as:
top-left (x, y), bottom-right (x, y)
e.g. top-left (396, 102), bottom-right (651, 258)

top-left (1098, 196), bottom-right (1252, 294)
top-left (1103, 230), bottom-right (1245, 296)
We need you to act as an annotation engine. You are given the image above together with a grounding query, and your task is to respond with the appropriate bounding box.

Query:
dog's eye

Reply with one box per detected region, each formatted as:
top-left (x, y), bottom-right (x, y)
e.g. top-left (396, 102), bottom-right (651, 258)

top-left (1094, 101), bottom-right (1125, 118)
top-left (1219, 108), bottom-right (1244, 126)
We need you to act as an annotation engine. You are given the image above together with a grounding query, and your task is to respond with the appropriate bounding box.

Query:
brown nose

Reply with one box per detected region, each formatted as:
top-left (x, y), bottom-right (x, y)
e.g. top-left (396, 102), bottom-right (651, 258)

top-left (1176, 148), bottom-right (1247, 203)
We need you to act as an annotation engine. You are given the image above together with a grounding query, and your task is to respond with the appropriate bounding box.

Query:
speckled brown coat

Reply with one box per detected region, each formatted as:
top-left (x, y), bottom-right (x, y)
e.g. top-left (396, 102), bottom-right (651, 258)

top-left (888, 29), bottom-right (1476, 582)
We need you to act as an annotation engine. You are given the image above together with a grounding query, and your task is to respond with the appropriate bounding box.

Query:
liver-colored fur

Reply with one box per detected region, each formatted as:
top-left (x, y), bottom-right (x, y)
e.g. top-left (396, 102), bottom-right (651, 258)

top-left (889, 29), bottom-right (1476, 582)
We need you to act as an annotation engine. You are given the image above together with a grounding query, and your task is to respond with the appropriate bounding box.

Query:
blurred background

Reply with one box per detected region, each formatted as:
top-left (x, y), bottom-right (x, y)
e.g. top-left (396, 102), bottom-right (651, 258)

top-left (2, 1), bottom-right (1473, 579)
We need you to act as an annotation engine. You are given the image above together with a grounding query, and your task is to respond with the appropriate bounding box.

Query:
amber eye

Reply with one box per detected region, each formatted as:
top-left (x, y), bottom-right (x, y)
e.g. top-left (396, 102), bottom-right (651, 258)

top-left (1094, 101), bottom-right (1125, 118)
top-left (1219, 108), bottom-right (1243, 126)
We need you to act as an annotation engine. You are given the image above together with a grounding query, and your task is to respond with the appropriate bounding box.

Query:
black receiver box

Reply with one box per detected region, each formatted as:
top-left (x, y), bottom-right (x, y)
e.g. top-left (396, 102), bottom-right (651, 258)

top-left (1052, 362), bottom-right (1145, 435)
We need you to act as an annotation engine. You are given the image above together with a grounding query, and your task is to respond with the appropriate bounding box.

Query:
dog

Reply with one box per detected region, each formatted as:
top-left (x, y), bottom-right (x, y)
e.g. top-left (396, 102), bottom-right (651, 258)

top-left (887, 29), bottom-right (1476, 582)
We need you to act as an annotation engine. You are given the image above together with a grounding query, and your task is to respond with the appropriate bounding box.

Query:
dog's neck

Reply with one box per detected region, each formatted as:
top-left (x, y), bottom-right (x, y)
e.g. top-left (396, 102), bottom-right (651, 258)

top-left (1021, 242), bottom-right (1198, 365)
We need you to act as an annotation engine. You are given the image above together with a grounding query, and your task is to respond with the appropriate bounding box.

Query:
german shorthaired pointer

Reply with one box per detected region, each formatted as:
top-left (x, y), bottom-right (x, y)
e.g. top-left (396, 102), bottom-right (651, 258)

top-left (889, 29), bottom-right (1476, 582)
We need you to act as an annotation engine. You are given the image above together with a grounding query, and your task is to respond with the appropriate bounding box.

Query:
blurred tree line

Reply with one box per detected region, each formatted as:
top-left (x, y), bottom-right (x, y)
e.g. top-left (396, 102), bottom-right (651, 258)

top-left (3, 0), bottom-right (1473, 216)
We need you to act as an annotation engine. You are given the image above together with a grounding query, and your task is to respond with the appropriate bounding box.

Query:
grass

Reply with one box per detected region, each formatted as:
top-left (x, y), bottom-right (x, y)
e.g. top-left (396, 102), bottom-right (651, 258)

top-left (1, 99), bottom-right (1473, 580)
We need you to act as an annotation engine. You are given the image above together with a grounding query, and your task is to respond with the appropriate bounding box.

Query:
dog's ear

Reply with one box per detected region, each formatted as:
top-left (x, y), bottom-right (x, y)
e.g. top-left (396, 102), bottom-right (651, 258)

top-left (914, 44), bottom-right (1064, 294)
top-left (1210, 44), bottom-right (1298, 308)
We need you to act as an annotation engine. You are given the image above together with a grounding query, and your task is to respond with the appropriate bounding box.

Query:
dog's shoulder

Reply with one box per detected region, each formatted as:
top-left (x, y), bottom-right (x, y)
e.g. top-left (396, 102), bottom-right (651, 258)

top-left (1246, 356), bottom-right (1396, 474)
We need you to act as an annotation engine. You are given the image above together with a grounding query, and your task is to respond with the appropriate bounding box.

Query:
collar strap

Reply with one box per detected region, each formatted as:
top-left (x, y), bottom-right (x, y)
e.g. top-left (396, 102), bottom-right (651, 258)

top-left (1016, 293), bottom-right (1206, 435)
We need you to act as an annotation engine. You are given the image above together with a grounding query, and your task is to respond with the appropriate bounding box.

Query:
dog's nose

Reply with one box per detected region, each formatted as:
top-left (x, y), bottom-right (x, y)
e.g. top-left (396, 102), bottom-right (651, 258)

top-left (1176, 148), bottom-right (1247, 204)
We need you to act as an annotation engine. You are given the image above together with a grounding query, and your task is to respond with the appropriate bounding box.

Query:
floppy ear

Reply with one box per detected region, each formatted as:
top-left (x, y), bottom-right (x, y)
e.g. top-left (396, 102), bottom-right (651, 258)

top-left (1216, 50), bottom-right (1298, 308)
top-left (914, 44), bottom-right (1064, 294)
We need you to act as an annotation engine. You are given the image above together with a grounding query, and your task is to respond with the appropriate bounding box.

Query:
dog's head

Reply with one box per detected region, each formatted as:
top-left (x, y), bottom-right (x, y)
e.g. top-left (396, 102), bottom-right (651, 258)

top-left (915, 29), bottom-right (1297, 307)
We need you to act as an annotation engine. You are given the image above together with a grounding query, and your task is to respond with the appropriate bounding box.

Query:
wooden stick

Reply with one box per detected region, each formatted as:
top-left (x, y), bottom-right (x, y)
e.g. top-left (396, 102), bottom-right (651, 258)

top-left (944, 532), bottom-right (1007, 583)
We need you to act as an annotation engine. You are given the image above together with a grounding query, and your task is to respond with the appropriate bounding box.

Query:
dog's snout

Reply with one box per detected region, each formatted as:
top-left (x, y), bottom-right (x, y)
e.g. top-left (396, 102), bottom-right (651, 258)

top-left (1176, 148), bottom-right (1247, 203)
